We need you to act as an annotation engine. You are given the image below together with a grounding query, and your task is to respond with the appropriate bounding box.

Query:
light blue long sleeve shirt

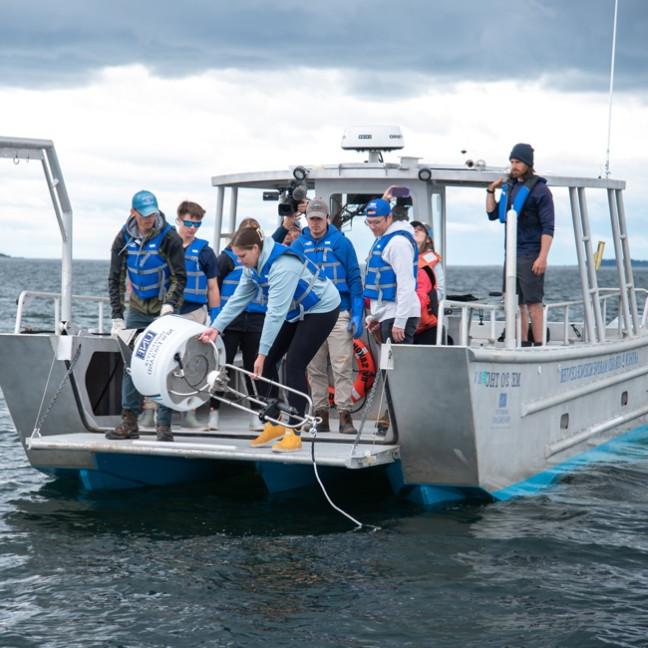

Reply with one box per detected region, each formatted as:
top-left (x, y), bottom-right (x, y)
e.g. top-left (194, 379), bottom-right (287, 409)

top-left (212, 238), bottom-right (340, 355)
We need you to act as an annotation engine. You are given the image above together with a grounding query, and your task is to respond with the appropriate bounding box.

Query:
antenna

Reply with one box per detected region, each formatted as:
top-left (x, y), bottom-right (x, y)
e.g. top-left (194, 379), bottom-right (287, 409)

top-left (604, 0), bottom-right (619, 178)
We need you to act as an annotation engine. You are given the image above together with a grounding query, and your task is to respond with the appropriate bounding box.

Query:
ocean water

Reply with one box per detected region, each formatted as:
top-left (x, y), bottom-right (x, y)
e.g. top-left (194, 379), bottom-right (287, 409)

top-left (2, 258), bottom-right (648, 647)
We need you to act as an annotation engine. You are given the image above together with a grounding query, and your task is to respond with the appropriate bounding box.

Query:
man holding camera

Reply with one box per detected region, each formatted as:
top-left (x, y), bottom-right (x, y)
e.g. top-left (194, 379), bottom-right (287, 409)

top-left (291, 197), bottom-right (364, 434)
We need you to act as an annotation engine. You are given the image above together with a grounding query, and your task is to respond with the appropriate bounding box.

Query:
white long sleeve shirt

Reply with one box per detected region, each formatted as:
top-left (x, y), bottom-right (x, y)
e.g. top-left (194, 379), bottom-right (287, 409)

top-left (368, 221), bottom-right (421, 327)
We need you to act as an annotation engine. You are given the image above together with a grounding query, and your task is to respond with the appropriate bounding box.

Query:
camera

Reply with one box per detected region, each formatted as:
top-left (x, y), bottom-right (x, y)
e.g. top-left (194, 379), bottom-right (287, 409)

top-left (277, 180), bottom-right (308, 216)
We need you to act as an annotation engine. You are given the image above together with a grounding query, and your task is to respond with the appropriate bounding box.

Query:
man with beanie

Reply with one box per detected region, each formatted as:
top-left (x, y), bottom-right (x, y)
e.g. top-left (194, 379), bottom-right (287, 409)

top-left (291, 197), bottom-right (364, 434)
top-left (486, 143), bottom-right (554, 345)
top-left (107, 190), bottom-right (186, 442)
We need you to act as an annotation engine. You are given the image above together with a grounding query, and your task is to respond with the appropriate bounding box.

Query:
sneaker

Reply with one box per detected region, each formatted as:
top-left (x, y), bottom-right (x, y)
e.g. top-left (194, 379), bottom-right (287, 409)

top-left (184, 410), bottom-right (201, 428)
top-left (338, 410), bottom-right (357, 435)
top-left (250, 421), bottom-right (285, 447)
top-left (271, 430), bottom-right (302, 453)
top-left (248, 412), bottom-right (264, 431)
top-left (156, 424), bottom-right (174, 442)
top-left (138, 408), bottom-right (155, 428)
top-left (206, 409), bottom-right (219, 431)
top-left (314, 408), bottom-right (330, 433)
top-left (106, 410), bottom-right (140, 440)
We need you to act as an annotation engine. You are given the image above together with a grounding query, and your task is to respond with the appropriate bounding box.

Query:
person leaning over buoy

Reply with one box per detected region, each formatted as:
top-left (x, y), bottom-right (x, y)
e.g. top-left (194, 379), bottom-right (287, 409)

top-left (198, 227), bottom-right (341, 453)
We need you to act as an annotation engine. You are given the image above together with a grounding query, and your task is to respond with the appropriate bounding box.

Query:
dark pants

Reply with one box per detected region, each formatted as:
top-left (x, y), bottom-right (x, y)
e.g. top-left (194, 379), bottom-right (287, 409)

top-left (262, 307), bottom-right (340, 426)
top-left (414, 326), bottom-right (437, 345)
top-left (213, 328), bottom-right (262, 410)
top-left (122, 310), bottom-right (172, 426)
top-left (379, 317), bottom-right (419, 345)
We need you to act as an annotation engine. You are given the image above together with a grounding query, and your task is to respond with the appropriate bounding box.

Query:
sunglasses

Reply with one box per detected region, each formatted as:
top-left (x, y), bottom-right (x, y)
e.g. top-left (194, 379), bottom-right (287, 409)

top-left (181, 219), bottom-right (202, 228)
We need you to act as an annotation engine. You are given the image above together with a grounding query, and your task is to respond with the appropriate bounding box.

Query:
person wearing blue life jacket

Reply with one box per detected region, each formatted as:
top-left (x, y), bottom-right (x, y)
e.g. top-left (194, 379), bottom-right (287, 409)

top-left (486, 143), bottom-right (554, 346)
top-left (210, 217), bottom-right (267, 432)
top-left (174, 200), bottom-right (221, 429)
top-left (107, 190), bottom-right (186, 442)
top-left (199, 227), bottom-right (341, 453)
top-left (364, 197), bottom-right (420, 345)
top-left (291, 197), bottom-right (364, 435)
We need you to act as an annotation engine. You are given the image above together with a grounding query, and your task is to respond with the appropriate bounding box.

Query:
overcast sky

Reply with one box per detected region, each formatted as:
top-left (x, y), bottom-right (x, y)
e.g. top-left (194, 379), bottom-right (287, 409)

top-left (1, 0), bottom-right (647, 267)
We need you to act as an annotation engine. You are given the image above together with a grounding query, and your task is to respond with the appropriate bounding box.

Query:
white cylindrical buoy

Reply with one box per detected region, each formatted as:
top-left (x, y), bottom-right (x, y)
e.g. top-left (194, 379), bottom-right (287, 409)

top-left (130, 315), bottom-right (224, 411)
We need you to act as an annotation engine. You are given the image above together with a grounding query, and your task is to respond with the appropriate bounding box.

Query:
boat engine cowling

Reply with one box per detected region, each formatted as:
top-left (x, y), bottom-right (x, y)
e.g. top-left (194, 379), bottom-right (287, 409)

top-left (129, 315), bottom-right (224, 411)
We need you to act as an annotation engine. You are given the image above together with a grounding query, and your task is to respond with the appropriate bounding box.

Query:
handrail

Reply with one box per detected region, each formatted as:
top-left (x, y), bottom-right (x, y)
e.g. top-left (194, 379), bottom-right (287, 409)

top-left (438, 287), bottom-right (648, 348)
top-left (14, 290), bottom-right (109, 334)
top-left (436, 299), bottom-right (513, 347)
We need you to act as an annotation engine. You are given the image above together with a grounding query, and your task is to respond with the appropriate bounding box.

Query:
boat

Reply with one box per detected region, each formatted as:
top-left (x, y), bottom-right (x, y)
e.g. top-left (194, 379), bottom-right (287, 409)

top-left (2, 129), bottom-right (648, 511)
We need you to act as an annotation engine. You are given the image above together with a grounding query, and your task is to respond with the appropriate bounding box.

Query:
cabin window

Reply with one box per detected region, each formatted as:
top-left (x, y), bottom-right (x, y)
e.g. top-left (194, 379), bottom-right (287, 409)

top-left (560, 413), bottom-right (569, 430)
top-left (621, 391), bottom-right (628, 406)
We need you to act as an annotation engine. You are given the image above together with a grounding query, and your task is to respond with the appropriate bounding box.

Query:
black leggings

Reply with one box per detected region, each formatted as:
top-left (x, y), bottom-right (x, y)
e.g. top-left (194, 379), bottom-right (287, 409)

top-left (262, 307), bottom-right (340, 426)
top-left (212, 329), bottom-right (262, 410)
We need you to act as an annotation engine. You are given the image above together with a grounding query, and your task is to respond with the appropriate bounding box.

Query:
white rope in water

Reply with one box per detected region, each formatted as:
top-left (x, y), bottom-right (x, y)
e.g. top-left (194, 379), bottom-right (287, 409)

top-left (309, 424), bottom-right (380, 532)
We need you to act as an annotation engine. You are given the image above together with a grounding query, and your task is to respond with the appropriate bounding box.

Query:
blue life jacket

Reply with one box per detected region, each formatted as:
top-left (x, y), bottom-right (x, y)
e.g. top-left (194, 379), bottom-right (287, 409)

top-left (183, 238), bottom-right (209, 304)
top-left (498, 176), bottom-right (540, 223)
top-left (250, 243), bottom-right (325, 321)
top-left (300, 226), bottom-right (349, 294)
top-left (363, 230), bottom-right (418, 302)
top-left (125, 224), bottom-right (172, 300)
top-left (221, 248), bottom-right (266, 314)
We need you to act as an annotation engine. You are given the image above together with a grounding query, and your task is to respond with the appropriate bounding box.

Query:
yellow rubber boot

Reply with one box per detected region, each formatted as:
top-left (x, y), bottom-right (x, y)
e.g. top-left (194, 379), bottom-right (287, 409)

top-left (250, 421), bottom-right (286, 447)
top-left (271, 430), bottom-right (302, 453)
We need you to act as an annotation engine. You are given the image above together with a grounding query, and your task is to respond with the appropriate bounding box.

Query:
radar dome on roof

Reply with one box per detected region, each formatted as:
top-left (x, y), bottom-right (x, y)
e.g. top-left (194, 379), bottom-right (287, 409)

top-left (341, 126), bottom-right (404, 151)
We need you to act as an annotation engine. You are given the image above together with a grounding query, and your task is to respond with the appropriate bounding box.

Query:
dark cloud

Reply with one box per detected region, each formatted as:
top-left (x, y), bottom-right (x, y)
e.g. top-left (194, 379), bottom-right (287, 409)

top-left (1, 0), bottom-right (646, 93)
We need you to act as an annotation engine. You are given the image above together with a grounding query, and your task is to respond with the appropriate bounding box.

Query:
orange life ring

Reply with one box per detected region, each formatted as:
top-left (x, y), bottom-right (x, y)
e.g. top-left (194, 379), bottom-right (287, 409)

top-left (327, 339), bottom-right (376, 405)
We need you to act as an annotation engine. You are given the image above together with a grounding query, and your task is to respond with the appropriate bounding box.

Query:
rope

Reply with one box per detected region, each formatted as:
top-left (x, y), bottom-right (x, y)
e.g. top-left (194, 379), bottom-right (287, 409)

top-left (32, 342), bottom-right (82, 438)
top-left (309, 422), bottom-right (379, 532)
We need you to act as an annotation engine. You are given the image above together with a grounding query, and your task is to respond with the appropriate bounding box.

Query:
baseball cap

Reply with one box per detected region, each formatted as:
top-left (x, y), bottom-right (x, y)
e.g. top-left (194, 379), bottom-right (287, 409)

top-left (306, 197), bottom-right (328, 219)
top-left (364, 198), bottom-right (391, 218)
top-left (132, 190), bottom-right (159, 217)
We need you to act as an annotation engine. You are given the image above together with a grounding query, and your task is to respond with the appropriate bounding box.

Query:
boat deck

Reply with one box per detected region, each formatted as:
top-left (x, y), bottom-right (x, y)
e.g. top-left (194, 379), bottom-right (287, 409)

top-left (26, 407), bottom-right (399, 469)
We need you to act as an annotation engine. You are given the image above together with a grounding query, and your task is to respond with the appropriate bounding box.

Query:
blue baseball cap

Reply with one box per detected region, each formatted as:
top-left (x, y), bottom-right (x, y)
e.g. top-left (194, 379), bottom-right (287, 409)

top-left (364, 198), bottom-right (391, 217)
top-left (132, 190), bottom-right (159, 217)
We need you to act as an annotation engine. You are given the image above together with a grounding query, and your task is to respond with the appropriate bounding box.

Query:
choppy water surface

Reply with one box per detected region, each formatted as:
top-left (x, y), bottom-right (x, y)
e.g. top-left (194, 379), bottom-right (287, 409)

top-left (2, 259), bottom-right (648, 647)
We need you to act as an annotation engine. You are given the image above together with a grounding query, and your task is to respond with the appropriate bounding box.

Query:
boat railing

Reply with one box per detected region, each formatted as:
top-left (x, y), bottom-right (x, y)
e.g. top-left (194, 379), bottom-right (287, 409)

top-left (436, 299), bottom-right (511, 346)
top-left (14, 290), bottom-right (109, 334)
top-left (544, 288), bottom-right (648, 344)
top-left (437, 288), bottom-right (648, 348)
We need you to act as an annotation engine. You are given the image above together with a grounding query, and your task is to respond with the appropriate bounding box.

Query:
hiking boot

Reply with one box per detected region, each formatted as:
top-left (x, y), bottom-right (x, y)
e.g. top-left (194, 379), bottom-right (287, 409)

top-left (106, 410), bottom-right (140, 440)
top-left (375, 410), bottom-right (390, 436)
top-left (138, 408), bottom-right (155, 428)
top-left (250, 422), bottom-right (285, 447)
top-left (206, 409), bottom-right (219, 431)
top-left (338, 410), bottom-right (357, 435)
top-left (271, 429), bottom-right (302, 453)
top-left (315, 408), bottom-right (330, 433)
top-left (184, 409), bottom-right (201, 428)
top-left (156, 424), bottom-right (174, 442)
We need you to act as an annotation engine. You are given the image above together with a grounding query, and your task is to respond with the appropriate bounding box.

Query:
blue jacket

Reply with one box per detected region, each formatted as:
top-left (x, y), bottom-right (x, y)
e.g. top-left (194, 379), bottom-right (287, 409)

top-left (220, 248), bottom-right (266, 313)
top-left (364, 230), bottom-right (418, 302)
top-left (291, 224), bottom-right (362, 312)
top-left (125, 223), bottom-right (172, 300)
top-left (488, 176), bottom-right (555, 256)
top-left (183, 238), bottom-right (209, 304)
top-left (213, 237), bottom-right (340, 355)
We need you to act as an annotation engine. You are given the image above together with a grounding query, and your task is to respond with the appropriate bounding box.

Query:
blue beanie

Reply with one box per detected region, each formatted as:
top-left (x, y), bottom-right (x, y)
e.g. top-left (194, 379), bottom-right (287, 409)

top-left (509, 143), bottom-right (534, 167)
